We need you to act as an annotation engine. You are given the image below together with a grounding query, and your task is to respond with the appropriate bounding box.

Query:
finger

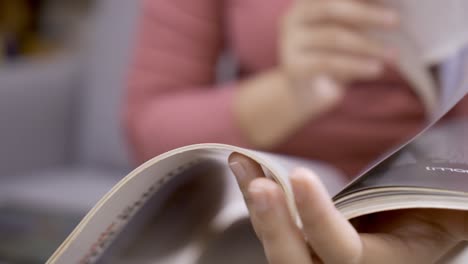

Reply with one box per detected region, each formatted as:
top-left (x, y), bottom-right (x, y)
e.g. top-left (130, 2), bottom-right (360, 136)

top-left (248, 178), bottom-right (314, 264)
top-left (286, 53), bottom-right (384, 81)
top-left (228, 152), bottom-right (267, 238)
top-left (228, 152), bottom-right (265, 192)
top-left (296, 26), bottom-right (395, 61)
top-left (299, 1), bottom-right (399, 29)
top-left (291, 168), bottom-right (362, 264)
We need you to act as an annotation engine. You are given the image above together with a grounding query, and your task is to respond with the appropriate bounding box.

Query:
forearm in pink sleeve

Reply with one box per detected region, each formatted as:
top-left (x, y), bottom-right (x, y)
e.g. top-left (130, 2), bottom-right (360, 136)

top-left (125, 82), bottom-right (249, 163)
top-left (124, 0), bottom-right (249, 163)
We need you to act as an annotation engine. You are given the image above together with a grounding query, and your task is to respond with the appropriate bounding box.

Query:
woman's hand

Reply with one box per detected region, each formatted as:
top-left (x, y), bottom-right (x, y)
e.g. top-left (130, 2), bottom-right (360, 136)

top-left (228, 153), bottom-right (468, 264)
top-left (280, 0), bottom-right (398, 93)
top-left (234, 0), bottom-right (399, 148)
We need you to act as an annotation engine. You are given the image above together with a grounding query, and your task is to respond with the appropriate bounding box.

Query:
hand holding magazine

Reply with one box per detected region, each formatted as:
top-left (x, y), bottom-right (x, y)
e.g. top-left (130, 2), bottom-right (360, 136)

top-left (228, 151), bottom-right (468, 264)
top-left (47, 1), bottom-right (468, 263)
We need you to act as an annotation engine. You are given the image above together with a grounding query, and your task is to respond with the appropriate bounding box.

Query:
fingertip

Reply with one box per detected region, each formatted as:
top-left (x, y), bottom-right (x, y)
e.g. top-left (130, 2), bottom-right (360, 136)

top-left (290, 168), bottom-right (311, 205)
top-left (290, 167), bottom-right (331, 204)
top-left (290, 167), bottom-right (321, 189)
top-left (228, 152), bottom-right (244, 164)
top-left (228, 153), bottom-right (246, 180)
top-left (228, 152), bottom-right (261, 169)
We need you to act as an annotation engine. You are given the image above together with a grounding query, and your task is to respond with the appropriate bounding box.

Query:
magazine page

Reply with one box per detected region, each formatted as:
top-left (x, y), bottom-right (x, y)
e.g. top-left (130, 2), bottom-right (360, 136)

top-left (335, 48), bottom-right (468, 200)
top-left (375, 0), bottom-right (468, 114)
top-left (335, 118), bottom-right (468, 201)
top-left (387, 0), bottom-right (468, 64)
top-left (440, 48), bottom-right (468, 116)
top-left (47, 147), bottom-right (218, 264)
top-left (47, 144), bottom-right (325, 264)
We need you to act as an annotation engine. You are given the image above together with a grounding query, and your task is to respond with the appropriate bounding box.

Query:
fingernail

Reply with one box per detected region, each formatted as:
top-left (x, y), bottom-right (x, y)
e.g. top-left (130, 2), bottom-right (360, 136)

top-left (249, 182), bottom-right (270, 213)
top-left (229, 161), bottom-right (247, 182)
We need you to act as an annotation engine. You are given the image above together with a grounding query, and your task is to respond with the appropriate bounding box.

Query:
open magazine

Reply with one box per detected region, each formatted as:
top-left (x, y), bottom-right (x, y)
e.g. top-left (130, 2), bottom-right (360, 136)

top-left (48, 2), bottom-right (468, 264)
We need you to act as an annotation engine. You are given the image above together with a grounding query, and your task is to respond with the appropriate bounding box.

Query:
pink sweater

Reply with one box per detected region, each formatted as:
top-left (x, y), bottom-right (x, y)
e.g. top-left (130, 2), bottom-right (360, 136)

top-left (125, 0), bottom-right (428, 176)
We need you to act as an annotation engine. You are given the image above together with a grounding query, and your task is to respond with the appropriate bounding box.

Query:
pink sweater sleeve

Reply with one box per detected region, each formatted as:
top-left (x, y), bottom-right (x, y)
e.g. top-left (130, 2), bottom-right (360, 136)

top-left (125, 0), bottom-right (248, 163)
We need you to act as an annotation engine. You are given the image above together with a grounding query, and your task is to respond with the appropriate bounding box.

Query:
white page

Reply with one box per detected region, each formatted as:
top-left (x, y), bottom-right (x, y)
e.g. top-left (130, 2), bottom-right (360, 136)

top-left (47, 144), bottom-right (345, 264)
top-left (375, 0), bottom-right (468, 115)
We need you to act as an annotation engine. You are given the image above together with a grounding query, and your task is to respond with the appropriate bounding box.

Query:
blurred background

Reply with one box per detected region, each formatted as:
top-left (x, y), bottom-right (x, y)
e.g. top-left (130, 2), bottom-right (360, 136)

top-left (0, 0), bottom-right (140, 262)
top-left (0, 0), bottom-right (91, 63)
top-left (1, 1), bottom-right (467, 263)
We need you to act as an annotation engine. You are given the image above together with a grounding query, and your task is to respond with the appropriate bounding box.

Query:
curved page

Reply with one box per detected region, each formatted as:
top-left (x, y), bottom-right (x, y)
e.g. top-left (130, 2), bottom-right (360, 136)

top-left (46, 144), bottom-right (299, 264)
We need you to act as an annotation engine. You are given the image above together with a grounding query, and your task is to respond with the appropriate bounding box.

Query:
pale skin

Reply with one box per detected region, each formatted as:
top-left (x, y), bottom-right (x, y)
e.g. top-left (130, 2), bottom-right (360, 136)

top-left (228, 153), bottom-right (468, 264)
top-left (234, 0), bottom-right (399, 148)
